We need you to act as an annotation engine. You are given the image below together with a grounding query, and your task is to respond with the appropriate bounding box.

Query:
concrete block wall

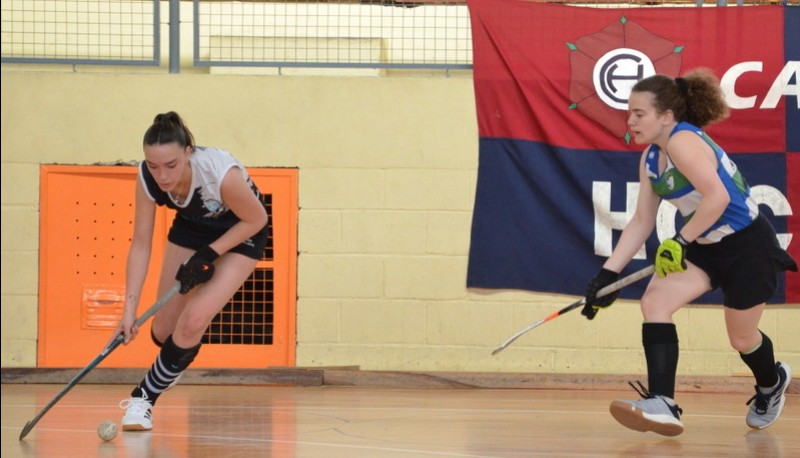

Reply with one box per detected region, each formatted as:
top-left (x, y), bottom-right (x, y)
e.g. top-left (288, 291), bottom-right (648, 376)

top-left (1, 70), bottom-right (798, 379)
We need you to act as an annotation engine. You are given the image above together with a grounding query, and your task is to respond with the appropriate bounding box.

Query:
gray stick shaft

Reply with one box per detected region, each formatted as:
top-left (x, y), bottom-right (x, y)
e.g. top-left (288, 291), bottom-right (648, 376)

top-left (491, 266), bottom-right (654, 355)
top-left (595, 265), bottom-right (654, 298)
top-left (19, 284), bottom-right (180, 440)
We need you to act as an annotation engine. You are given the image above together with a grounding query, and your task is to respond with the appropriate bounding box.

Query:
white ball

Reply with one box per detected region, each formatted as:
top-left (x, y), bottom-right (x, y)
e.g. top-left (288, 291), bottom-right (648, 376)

top-left (97, 420), bottom-right (118, 441)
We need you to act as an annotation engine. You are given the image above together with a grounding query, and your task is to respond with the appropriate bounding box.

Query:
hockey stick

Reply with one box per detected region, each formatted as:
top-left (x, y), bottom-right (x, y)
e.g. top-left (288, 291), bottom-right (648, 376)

top-left (19, 283), bottom-right (180, 440)
top-left (491, 265), bottom-right (654, 356)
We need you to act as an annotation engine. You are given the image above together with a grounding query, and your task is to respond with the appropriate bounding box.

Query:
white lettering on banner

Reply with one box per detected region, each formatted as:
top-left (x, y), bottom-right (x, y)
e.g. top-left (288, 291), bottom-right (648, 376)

top-left (721, 61), bottom-right (800, 109)
top-left (592, 183), bottom-right (793, 257)
top-left (592, 181), bottom-right (645, 258)
top-left (598, 59), bottom-right (800, 110)
top-left (721, 62), bottom-right (761, 109)
top-left (751, 184), bottom-right (793, 249)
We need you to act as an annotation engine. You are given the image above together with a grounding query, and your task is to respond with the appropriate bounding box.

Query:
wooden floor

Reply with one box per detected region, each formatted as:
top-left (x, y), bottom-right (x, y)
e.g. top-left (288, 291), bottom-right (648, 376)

top-left (2, 383), bottom-right (798, 457)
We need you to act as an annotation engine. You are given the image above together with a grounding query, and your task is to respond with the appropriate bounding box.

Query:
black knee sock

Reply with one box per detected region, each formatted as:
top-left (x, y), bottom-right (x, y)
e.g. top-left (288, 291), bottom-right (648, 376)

top-left (643, 323), bottom-right (679, 399)
top-left (132, 336), bottom-right (201, 405)
top-left (739, 331), bottom-right (778, 389)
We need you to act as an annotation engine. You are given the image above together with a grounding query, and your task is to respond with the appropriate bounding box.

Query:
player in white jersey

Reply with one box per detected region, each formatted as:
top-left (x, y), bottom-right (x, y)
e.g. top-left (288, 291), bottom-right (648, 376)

top-left (580, 69), bottom-right (796, 436)
top-left (110, 112), bottom-right (269, 432)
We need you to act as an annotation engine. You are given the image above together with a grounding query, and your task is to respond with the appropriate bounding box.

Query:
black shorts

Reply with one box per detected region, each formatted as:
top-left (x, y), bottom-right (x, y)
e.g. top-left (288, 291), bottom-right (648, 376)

top-left (686, 214), bottom-right (797, 310)
top-left (168, 216), bottom-right (270, 260)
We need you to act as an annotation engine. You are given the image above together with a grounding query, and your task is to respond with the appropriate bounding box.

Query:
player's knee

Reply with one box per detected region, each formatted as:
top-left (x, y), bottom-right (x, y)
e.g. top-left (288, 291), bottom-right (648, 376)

top-left (640, 290), bottom-right (682, 322)
top-left (151, 328), bottom-right (165, 348)
top-left (640, 295), bottom-right (664, 321)
top-left (729, 331), bottom-right (762, 354)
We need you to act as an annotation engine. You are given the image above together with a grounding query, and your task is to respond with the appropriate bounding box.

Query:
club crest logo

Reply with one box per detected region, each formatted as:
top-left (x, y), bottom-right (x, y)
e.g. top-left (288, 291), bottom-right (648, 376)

top-left (567, 17), bottom-right (684, 144)
top-left (204, 198), bottom-right (223, 214)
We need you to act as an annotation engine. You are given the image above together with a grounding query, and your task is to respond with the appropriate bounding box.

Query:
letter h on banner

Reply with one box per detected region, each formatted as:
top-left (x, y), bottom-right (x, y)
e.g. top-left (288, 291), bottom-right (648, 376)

top-left (592, 181), bottom-right (645, 259)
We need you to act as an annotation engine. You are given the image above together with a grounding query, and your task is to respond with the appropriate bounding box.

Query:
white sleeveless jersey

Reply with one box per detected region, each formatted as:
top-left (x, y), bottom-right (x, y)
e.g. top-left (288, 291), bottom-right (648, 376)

top-left (139, 146), bottom-right (261, 232)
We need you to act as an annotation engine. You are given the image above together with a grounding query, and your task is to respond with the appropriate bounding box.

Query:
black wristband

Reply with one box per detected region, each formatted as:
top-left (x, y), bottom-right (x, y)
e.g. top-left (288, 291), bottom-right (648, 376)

top-left (597, 267), bottom-right (619, 283)
top-left (196, 245), bottom-right (220, 262)
top-left (673, 233), bottom-right (690, 247)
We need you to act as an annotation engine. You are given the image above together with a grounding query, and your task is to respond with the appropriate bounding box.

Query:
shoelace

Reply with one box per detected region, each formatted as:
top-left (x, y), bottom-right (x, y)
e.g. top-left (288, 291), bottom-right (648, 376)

top-left (627, 380), bottom-right (684, 417)
top-left (745, 388), bottom-right (771, 414)
top-left (628, 380), bottom-right (651, 399)
top-left (119, 397), bottom-right (152, 418)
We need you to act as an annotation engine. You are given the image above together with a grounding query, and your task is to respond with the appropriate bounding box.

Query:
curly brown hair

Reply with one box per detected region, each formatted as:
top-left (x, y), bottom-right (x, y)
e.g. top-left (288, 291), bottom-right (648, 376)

top-left (631, 68), bottom-right (729, 128)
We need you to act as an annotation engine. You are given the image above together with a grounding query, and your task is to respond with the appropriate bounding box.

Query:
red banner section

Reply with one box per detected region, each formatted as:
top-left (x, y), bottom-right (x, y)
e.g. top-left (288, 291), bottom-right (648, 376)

top-left (470, 1), bottom-right (789, 152)
top-left (467, 1), bottom-right (799, 303)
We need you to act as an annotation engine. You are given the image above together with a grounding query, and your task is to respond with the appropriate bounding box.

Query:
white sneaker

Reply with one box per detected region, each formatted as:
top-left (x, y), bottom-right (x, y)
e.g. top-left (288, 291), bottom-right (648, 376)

top-left (120, 393), bottom-right (154, 431)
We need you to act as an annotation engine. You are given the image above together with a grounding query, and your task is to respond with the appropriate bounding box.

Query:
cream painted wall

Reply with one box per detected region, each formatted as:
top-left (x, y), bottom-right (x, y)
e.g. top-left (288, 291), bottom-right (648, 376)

top-left (2, 70), bottom-right (798, 377)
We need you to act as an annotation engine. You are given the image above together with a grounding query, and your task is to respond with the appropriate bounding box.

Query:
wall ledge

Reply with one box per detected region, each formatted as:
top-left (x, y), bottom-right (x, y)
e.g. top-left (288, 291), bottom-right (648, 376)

top-left (4, 367), bottom-right (795, 394)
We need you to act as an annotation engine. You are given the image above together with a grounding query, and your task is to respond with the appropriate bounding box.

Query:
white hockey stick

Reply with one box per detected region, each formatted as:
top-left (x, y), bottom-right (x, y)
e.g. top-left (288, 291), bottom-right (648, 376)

top-left (491, 266), bottom-right (654, 356)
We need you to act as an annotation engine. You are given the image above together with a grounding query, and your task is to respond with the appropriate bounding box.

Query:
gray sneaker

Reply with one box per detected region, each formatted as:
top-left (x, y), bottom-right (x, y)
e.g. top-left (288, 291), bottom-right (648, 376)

top-left (746, 361), bottom-right (792, 429)
top-left (609, 381), bottom-right (684, 437)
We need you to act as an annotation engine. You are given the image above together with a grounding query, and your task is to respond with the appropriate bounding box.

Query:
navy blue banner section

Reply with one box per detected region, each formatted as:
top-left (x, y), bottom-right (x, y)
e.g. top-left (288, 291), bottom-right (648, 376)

top-left (467, 138), bottom-right (792, 304)
top-left (467, 138), bottom-right (647, 299)
top-left (787, 6), bottom-right (800, 152)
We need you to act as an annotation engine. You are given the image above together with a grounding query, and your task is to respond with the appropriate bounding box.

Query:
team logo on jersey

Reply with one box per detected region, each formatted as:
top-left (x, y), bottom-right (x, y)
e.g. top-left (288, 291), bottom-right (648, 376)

top-left (204, 199), bottom-right (223, 214)
top-left (566, 17), bottom-right (684, 144)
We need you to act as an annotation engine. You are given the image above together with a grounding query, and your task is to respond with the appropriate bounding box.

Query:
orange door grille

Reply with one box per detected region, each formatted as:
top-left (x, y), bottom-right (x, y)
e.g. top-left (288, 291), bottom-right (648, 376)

top-left (37, 165), bottom-right (297, 368)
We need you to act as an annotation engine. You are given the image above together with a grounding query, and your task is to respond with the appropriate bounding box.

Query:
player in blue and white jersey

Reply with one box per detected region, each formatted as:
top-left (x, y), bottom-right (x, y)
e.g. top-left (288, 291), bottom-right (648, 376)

top-left (581, 69), bottom-right (796, 436)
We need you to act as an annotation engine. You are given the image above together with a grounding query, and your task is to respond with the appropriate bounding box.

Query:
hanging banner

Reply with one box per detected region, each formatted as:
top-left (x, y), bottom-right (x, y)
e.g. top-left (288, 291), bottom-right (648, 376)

top-left (466, 0), bottom-right (799, 303)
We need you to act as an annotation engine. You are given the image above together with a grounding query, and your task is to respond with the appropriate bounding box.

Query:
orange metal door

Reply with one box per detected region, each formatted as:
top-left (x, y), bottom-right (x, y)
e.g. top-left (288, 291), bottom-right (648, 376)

top-left (37, 165), bottom-right (297, 368)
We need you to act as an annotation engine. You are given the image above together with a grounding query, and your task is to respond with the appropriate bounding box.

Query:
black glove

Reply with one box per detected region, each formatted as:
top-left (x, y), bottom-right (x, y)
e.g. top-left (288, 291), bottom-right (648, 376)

top-left (175, 245), bottom-right (219, 294)
top-left (581, 267), bottom-right (620, 320)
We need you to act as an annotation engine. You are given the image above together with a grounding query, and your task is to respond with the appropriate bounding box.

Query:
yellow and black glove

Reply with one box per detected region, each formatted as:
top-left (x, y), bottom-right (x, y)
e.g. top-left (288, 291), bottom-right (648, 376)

top-left (655, 233), bottom-right (689, 278)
